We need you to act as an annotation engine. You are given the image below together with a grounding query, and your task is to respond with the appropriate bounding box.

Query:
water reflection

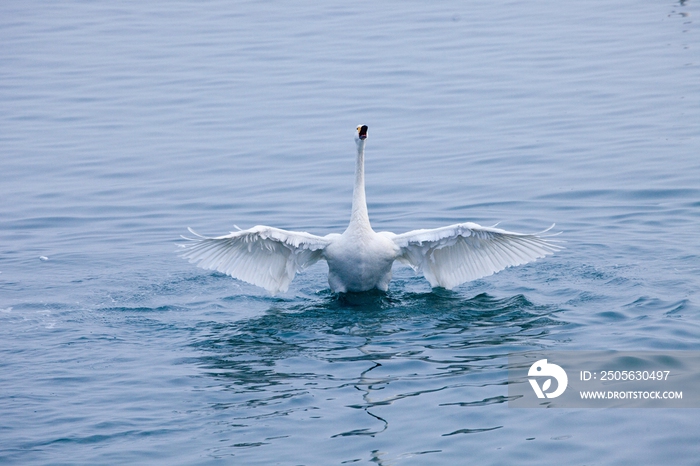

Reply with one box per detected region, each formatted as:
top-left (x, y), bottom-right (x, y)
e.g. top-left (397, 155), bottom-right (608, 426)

top-left (194, 291), bottom-right (564, 366)
top-left (192, 291), bottom-right (566, 449)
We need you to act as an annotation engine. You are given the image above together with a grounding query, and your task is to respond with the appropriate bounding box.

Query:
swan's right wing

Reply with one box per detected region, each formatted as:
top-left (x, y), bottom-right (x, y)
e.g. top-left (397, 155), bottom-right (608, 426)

top-left (180, 226), bottom-right (331, 294)
top-left (392, 222), bottom-right (562, 290)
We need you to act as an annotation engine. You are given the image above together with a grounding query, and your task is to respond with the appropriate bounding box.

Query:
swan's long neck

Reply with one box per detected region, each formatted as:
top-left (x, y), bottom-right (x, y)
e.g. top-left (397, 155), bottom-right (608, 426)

top-left (350, 139), bottom-right (371, 230)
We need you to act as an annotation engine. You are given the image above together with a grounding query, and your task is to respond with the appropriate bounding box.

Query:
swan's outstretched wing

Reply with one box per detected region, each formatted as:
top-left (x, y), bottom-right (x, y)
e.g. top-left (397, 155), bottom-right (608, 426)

top-left (180, 226), bottom-right (331, 294)
top-left (391, 222), bottom-right (562, 290)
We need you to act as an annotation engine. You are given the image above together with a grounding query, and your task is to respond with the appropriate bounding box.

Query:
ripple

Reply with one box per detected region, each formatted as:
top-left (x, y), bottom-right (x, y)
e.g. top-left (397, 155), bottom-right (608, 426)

top-left (442, 426), bottom-right (503, 436)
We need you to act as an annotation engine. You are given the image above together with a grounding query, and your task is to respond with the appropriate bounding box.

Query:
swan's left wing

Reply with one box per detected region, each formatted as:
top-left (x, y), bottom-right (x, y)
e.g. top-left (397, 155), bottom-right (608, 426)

top-left (180, 226), bottom-right (331, 294)
top-left (391, 222), bottom-right (562, 290)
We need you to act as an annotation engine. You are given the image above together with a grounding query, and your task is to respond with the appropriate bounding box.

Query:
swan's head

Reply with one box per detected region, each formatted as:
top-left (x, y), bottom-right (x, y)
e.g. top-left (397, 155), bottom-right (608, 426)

top-left (355, 125), bottom-right (368, 145)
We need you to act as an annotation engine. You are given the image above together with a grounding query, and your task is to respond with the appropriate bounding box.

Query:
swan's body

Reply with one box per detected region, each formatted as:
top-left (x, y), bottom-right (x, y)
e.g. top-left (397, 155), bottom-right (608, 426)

top-left (181, 125), bottom-right (561, 294)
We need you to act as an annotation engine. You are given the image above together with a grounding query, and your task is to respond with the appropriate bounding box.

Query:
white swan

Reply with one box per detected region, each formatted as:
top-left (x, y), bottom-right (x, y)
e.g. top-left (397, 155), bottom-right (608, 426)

top-left (181, 125), bottom-right (561, 294)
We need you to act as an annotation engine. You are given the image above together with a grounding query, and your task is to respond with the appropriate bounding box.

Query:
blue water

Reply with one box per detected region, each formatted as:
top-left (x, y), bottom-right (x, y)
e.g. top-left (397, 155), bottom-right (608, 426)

top-left (1, 0), bottom-right (699, 464)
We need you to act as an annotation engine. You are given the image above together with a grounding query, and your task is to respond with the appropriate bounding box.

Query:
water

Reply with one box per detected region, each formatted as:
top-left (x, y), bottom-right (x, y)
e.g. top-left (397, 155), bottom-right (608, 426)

top-left (1, 0), bottom-right (699, 464)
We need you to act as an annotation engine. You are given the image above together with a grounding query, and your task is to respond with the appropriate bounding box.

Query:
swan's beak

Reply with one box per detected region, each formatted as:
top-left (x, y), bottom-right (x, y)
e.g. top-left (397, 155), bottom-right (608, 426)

top-left (358, 125), bottom-right (368, 140)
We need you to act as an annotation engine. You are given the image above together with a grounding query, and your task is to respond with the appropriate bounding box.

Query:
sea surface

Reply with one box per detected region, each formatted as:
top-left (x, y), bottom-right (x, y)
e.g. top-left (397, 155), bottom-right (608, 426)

top-left (1, 0), bottom-right (699, 464)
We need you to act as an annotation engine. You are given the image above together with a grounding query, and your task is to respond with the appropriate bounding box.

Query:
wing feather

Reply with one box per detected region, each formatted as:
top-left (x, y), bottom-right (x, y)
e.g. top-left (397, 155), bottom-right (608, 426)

top-left (180, 226), bottom-right (330, 294)
top-left (393, 223), bottom-right (562, 289)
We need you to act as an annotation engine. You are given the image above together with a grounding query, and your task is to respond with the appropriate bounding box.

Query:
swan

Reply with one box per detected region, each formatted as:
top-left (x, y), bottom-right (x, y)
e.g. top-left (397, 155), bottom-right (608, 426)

top-left (180, 125), bottom-right (561, 294)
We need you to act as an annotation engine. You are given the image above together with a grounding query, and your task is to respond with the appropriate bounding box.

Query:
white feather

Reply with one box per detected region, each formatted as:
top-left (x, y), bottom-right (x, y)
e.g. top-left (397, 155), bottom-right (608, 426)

top-left (391, 223), bottom-right (562, 289)
top-left (180, 226), bottom-right (329, 294)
